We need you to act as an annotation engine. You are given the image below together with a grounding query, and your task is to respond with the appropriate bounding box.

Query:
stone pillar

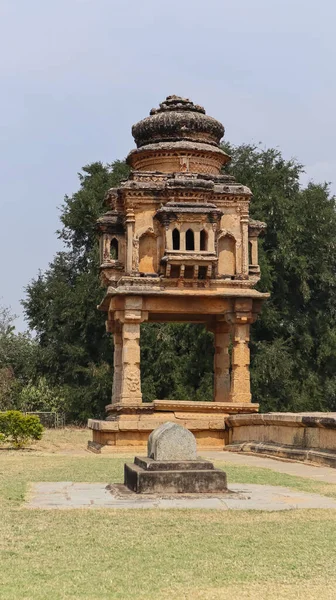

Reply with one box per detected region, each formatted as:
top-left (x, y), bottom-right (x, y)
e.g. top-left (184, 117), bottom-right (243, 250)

top-left (119, 321), bottom-right (142, 404)
top-left (126, 208), bottom-right (135, 274)
top-left (117, 297), bottom-right (148, 405)
top-left (230, 317), bottom-right (251, 403)
top-left (195, 230), bottom-right (200, 251)
top-left (208, 227), bottom-right (215, 252)
top-left (166, 227), bottom-right (173, 250)
top-left (111, 322), bottom-right (123, 404)
top-left (180, 230), bottom-right (186, 251)
top-left (240, 214), bottom-right (249, 277)
top-left (213, 321), bottom-right (231, 402)
top-left (251, 238), bottom-right (258, 265)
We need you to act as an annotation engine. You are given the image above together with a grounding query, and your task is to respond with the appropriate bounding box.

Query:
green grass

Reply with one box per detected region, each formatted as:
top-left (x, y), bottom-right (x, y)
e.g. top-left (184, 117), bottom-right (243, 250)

top-left (1, 438), bottom-right (336, 599)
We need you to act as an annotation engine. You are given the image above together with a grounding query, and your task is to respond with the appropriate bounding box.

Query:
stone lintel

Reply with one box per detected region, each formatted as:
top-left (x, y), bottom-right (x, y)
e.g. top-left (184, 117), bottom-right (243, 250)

top-left (152, 400), bottom-right (259, 413)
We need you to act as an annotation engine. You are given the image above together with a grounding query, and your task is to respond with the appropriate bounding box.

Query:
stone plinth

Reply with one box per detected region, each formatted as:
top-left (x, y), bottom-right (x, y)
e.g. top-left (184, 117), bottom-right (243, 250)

top-left (124, 457), bottom-right (227, 494)
top-left (87, 399), bottom-right (259, 452)
top-left (124, 422), bottom-right (227, 494)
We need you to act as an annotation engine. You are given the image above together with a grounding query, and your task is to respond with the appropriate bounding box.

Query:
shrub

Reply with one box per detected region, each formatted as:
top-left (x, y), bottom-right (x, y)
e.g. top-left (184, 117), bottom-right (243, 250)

top-left (18, 377), bottom-right (66, 413)
top-left (0, 410), bottom-right (44, 448)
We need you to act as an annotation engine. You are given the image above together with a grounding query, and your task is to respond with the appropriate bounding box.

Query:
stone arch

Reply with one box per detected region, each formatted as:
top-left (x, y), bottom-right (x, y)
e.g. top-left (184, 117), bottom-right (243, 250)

top-left (218, 233), bottom-right (236, 276)
top-left (110, 237), bottom-right (119, 260)
top-left (200, 228), bottom-right (208, 251)
top-left (172, 228), bottom-right (180, 250)
top-left (186, 228), bottom-right (195, 251)
top-left (138, 231), bottom-right (158, 274)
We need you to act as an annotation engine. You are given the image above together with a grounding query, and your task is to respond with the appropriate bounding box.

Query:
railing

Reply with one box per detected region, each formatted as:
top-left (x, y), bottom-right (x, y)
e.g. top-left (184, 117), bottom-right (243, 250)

top-left (23, 412), bottom-right (66, 428)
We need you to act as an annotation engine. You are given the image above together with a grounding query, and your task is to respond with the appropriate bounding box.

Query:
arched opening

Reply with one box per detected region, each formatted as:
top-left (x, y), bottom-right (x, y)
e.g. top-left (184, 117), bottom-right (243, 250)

top-left (110, 238), bottom-right (118, 260)
top-left (218, 235), bottom-right (236, 276)
top-left (139, 233), bottom-right (158, 273)
top-left (248, 241), bottom-right (253, 265)
top-left (186, 229), bottom-right (195, 251)
top-left (200, 229), bottom-right (208, 251)
top-left (172, 228), bottom-right (180, 250)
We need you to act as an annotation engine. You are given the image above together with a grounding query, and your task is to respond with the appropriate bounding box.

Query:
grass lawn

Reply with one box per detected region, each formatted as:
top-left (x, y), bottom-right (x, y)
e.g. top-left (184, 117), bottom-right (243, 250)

top-left (1, 429), bottom-right (336, 599)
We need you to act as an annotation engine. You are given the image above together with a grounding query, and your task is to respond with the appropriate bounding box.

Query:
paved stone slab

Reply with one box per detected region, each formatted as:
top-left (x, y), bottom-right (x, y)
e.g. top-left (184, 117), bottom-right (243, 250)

top-left (25, 482), bottom-right (336, 511)
top-left (203, 450), bottom-right (336, 483)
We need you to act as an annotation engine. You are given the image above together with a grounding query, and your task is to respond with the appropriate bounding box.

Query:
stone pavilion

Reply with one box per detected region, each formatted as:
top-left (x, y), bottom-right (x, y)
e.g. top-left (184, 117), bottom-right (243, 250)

top-left (88, 95), bottom-right (268, 451)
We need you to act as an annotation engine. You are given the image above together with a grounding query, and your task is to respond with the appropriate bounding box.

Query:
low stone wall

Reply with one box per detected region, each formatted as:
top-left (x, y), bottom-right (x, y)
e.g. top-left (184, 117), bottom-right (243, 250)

top-left (226, 413), bottom-right (336, 467)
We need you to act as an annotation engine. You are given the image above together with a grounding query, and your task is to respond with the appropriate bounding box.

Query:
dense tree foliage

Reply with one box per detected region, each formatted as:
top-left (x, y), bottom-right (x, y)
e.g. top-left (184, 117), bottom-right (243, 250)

top-left (222, 144), bottom-right (336, 411)
top-left (21, 145), bottom-right (336, 419)
top-left (0, 305), bottom-right (39, 410)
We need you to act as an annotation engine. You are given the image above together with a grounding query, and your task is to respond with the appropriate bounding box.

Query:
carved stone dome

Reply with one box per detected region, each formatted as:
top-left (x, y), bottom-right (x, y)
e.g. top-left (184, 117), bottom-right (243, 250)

top-left (132, 95), bottom-right (224, 148)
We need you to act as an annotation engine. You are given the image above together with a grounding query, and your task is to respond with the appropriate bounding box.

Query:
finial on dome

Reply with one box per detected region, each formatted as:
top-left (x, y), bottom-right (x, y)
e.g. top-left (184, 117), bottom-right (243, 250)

top-left (150, 95), bottom-right (206, 116)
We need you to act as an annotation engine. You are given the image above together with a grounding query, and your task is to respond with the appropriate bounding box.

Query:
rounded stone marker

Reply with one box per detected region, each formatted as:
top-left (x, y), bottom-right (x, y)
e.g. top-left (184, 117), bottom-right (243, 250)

top-left (147, 422), bottom-right (197, 461)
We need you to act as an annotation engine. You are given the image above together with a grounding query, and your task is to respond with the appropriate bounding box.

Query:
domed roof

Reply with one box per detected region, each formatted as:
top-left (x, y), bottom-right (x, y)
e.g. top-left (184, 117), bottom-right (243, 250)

top-left (132, 95), bottom-right (224, 148)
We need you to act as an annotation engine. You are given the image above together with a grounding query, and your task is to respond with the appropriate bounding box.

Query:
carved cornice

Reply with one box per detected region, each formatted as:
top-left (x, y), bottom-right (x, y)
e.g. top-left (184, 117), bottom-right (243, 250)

top-left (249, 218), bottom-right (267, 237)
top-left (96, 211), bottom-right (125, 234)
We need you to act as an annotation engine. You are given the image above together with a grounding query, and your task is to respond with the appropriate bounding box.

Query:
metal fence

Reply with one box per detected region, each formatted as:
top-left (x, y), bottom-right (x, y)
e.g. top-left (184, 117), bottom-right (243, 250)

top-left (23, 412), bottom-right (66, 428)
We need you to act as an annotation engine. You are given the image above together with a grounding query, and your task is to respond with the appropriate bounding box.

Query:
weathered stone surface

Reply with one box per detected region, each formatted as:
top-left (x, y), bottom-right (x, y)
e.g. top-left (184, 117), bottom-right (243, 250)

top-left (147, 422), bottom-right (197, 461)
top-left (226, 441), bottom-right (336, 468)
top-left (26, 481), bottom-right (336, 510)
top-left (124, 462), bottom-right (227, 494)
top-left (227, 412), bottom-right (336, 456)
top-left (134, 456), bottom-right (214, 471)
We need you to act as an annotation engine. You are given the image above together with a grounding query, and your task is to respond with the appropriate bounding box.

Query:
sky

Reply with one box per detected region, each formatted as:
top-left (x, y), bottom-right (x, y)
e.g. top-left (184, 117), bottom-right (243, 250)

top-left (1, 0), bottom-right (336, 330)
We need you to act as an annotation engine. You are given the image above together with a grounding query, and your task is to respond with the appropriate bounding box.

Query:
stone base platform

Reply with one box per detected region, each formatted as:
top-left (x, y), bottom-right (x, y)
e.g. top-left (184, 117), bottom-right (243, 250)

top-left (88, 400), bottom-right (258, 452)
top-left (226, 442), bottom-right (336, 468)
top-left (124, 456), bottom-right (227, 494)
top-left (225, 413), bottom-right (336, 468)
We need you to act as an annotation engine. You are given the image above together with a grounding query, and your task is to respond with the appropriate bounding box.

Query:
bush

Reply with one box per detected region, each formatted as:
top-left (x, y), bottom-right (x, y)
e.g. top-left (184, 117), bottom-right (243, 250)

top-left (0, 410), bottom-right (44, 448)
top-left (18, 377), bottom-right (66, 413)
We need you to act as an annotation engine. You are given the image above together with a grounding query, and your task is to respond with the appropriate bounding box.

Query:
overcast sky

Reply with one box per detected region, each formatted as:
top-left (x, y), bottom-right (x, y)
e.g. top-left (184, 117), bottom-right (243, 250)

top-left (1, 0), bottom-right (336, 330)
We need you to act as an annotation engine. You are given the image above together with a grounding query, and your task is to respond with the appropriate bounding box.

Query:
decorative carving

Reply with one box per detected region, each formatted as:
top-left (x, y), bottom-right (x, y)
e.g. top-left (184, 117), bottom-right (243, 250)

top-left (132, 238), bottom-right (139, 271)
top-left (125, 369), bottom-right (140, 393)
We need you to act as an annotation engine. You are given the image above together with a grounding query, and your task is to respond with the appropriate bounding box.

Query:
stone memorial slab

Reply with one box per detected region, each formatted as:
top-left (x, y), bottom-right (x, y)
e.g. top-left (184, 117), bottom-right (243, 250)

top-left (147, 422), bottom-right (197, 461)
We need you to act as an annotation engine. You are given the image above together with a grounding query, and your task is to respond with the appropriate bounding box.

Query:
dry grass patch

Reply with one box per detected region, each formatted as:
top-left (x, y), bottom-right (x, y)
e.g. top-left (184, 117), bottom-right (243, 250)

top-left (1, 445), bottom-right (336, 599)
top-left (30, 427), bottom-right (89, 453)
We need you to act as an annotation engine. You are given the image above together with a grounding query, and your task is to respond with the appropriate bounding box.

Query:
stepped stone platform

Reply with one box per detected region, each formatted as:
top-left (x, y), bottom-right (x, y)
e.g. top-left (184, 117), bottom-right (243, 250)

top-left (124, 422), bottom-right (227, 494)
top-left (88, 400), bottom-right (258, 452)
top-left (124, 456), bottom-right (227, 494)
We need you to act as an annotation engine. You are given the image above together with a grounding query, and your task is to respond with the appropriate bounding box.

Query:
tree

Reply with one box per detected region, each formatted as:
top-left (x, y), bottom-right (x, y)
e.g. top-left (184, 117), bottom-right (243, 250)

top-left (0, 304), bottom-right (38, 410)
top-left (222, 144), bottom-right (336, 411)
top-left (23, 162), bottom-right (130, 420)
